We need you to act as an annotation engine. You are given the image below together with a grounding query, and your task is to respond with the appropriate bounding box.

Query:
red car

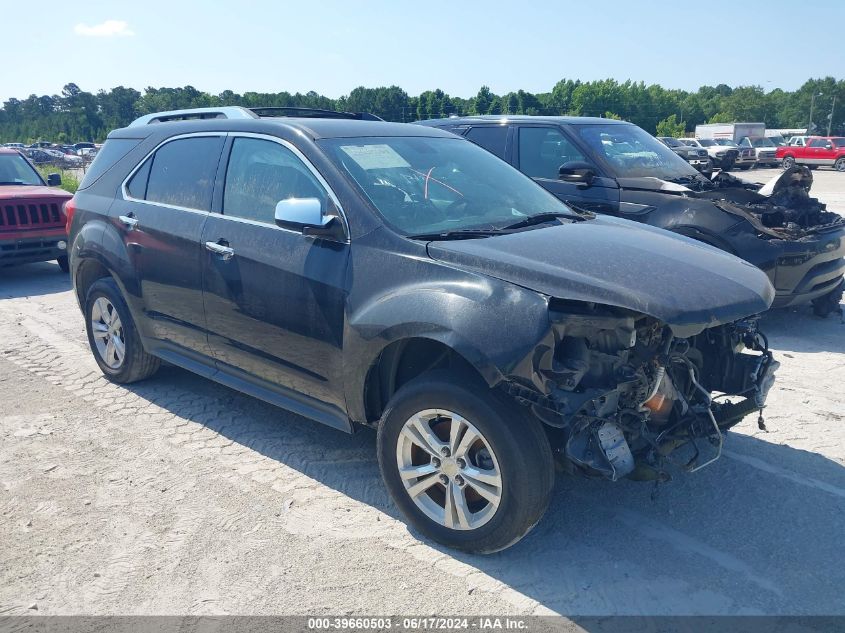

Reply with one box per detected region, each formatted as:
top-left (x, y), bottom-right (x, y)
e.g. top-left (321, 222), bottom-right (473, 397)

top-left (777, 136), bottom-right (845, 172)
top-left (0, 148), bottom-right (72, 271)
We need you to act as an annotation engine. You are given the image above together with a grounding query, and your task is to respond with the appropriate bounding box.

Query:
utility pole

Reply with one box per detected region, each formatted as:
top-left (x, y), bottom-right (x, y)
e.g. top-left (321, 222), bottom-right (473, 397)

top-left (809, 92), bottom-right (823, 134)
top-left (827, 94), bottom-right (837, 136)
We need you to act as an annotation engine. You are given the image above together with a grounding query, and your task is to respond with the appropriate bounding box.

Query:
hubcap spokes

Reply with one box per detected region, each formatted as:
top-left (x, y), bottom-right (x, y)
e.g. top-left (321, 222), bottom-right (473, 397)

top-left (397, 409), bottom-right (502, 531)
top-left (91, 297), bottom-right (125, 369)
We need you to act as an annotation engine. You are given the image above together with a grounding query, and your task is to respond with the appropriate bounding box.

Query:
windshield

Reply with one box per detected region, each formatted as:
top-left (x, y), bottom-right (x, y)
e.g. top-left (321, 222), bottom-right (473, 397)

top-left (746, 137), bottom-right (776, 148)
top-left (575, 125), bottom-right (698, 179)
top-left (660, 137), bottom-right (682, 147)
top-left (767, 135), bottom-right (786, 146)
top-left (0, 153), bottom-right (44, 185)
top-left (319, 136), bottom-right (577, 236)
top-left (714, 139), bottom-right (738, 147)
top-left (697, 139), bottom-right (716, 147)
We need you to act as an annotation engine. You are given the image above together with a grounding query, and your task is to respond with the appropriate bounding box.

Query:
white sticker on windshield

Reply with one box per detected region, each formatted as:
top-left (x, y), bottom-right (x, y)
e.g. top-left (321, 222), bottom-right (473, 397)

top-left (339, 144), bottom-right (409, 170)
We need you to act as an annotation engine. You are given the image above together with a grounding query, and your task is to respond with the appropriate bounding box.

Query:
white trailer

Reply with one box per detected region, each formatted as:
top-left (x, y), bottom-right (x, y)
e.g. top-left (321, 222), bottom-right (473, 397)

top-left (695, 122), bottom-right (765, 142)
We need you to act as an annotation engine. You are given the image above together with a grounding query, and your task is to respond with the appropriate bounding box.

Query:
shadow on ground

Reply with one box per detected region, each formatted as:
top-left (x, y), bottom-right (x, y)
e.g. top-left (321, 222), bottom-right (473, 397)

top-left (119, 352), bottom-right (845, 616)
top-left (0, 261), bottom-right (71, 299)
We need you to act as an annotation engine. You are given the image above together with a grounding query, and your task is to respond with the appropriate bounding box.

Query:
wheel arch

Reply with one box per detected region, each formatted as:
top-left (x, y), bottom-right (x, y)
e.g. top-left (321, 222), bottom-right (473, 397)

top-left (359, 335), bottom-right (502, 426)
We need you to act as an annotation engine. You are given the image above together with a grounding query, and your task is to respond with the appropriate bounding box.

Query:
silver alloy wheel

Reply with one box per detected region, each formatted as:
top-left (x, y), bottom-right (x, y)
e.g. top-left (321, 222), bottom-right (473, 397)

top-left (783, 156), bottom-right (795, 169)
top-left (90, 297), bottom-right (126, 370)
top-left (835, 158), bottom-right (845, 172)
top-left (396, 409), bottom-right (502, 531)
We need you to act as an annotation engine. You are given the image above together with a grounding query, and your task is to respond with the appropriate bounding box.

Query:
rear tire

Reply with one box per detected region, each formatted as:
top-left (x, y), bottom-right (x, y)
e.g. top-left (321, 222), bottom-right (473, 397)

top-left (834, 158), bottom-right (845, 172)
top-left (84, 277), bottom-right (160, 383)
top-left (377, 370), bottom-right (554, 554)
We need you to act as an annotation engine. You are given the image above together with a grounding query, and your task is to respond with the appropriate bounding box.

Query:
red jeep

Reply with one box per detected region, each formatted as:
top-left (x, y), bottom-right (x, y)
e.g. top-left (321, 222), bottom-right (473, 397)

top-left (0, 148), bottom-right (71, 271)
top-left (777, 136), bottom-right (845, 172)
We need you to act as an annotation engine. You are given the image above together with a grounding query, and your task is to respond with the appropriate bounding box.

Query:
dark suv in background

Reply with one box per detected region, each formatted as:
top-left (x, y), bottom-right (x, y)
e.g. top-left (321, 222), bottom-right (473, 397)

top-left (68, 106), bottom-right (778, 553)
top-left (418, 116), bottom-right (845, 317)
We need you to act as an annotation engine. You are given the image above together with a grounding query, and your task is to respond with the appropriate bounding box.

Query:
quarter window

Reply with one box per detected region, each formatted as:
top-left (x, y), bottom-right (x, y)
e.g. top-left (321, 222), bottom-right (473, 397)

top-left (223, 137), bottom-right (328, 223)
top-left (465, 126), bottom-right (508, 159)
top-left (143, 136), bottom-right (224, 211)
top-left (518, 127), bottom-right (586, 179)
top-left (126, 157), bottom-right (151, 199)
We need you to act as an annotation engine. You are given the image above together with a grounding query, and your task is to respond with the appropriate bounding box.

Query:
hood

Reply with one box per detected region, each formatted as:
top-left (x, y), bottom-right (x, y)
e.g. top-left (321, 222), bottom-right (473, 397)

top-left (0, 185), bottom-right (72, 201)
top-left (427, 215), bottom-right (774, 337)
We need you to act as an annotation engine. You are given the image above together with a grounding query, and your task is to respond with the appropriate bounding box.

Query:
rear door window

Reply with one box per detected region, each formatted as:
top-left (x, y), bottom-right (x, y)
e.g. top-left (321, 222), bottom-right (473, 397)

top-left (143, 136), bottom-right (224, 211)
top-left (464, 126), bottom-right (508, 159)
top-left (518, 127), bottom-right (586, 180)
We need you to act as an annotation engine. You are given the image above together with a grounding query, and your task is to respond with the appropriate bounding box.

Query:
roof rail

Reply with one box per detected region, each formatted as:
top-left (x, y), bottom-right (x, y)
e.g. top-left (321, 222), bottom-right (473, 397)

top-left (248, 107), bottom-right (384, 121)
top-left (128, 106), bottom-right (258, 127)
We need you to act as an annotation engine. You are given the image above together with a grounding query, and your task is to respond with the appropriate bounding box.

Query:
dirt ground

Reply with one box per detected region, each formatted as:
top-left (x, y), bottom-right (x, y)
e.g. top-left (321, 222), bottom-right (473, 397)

top-left (1, 170), bottom-right (843, 617)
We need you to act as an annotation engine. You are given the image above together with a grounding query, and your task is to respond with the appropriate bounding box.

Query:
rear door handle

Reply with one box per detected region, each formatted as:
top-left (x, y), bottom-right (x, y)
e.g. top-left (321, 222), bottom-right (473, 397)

top-left (118, 214), bottom-right (138, 230)
top-left (205, 240), bottom-right (235, 261)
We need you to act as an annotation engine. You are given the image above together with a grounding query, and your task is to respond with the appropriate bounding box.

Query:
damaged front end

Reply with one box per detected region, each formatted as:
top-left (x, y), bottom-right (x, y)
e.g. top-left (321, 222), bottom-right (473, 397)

top-left (505, 302), bottom-right (778, 482)
top-left (706, 166), bottom-right (844, 239)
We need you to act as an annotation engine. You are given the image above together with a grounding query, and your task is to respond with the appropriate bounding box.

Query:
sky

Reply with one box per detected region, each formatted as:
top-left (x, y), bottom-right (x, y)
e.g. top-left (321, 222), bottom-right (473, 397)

top-left (4, 0), bottom-right (844, 103)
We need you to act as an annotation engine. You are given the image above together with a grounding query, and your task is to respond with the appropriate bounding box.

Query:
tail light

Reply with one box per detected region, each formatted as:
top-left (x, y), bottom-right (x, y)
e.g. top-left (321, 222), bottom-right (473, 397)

top-left (64, 197), bottom-right (77, 234)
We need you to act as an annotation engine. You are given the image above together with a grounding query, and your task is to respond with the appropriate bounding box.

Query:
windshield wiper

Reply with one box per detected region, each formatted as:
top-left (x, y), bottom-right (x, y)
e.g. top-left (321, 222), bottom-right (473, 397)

top-left (500, 211), bottom-right (579, 230)
top-left (407, 228), bottom-right (506, 241)
top-left (0, 181), bottom-right (30, 185)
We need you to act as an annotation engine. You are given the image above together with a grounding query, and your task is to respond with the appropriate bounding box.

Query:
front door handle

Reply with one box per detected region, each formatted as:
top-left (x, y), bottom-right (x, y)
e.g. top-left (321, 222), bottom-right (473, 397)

top-left (118, 214), bottom-right (138, 230)
top-left (205, 240), bottom-right (235, 261)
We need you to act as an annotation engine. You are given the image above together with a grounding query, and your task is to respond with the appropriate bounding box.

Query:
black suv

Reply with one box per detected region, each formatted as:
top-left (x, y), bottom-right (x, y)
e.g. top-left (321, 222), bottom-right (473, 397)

top-left (68, 107), bottom-right (778, 553)
top-left (418, 116), bottom-right (845, 317)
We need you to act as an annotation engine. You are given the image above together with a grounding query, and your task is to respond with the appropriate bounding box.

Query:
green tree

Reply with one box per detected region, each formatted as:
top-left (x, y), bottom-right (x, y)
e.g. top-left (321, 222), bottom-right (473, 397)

top-left (655, 114), bottom-right (686, 137)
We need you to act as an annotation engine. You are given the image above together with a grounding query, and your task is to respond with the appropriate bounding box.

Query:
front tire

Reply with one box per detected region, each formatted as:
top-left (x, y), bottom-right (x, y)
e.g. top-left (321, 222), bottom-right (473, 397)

top-left (84, 277), bottom-right (160, 383)
top-left (834, 157), bottom-right (845, 172)
top-left (377, 370), bottom-right (554, 554)
top-left (781, 156), bottom-right (795, 169)
top-left (812, 283), bottom-right (844, 318)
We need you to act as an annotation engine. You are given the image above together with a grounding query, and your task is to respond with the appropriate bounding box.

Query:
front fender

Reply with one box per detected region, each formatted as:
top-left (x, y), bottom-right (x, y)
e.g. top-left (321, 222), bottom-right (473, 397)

top-left (343, 270), bottom-right (552, 423)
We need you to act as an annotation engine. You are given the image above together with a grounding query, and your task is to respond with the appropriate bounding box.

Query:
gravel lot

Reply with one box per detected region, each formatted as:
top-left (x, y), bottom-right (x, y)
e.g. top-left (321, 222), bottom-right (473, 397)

top-left (1, 169), bottom-right (844, 617)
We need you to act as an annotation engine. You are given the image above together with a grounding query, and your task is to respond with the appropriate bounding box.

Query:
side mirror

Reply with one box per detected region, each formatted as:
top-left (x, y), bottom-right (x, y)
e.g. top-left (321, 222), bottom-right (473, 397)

top-left (47, 173), bottom-right (62, 187)
top-left (274, 198), bottom-right (344, 240)
top-left (559, 161), bottom-right (596, 186)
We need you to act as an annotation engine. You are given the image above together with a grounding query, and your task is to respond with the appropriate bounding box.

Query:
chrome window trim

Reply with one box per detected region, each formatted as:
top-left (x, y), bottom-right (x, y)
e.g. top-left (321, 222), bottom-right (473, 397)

top-left (120, 131), bottom-right (349, 241)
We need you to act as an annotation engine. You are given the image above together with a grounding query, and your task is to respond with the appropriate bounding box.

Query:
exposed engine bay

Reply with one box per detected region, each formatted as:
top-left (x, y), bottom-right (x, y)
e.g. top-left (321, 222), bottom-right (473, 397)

top-left (507, 302), bottom-right (779, 482)
top-left (697, 166), bottom-right (843, 239)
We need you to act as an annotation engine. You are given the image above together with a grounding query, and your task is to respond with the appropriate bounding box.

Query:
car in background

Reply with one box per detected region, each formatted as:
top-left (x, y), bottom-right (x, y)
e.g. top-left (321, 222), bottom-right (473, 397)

top-left (765, 131), bottom-right (787, 147)
top-left (679, 138), bottom-right (737, 170)
top-left (777, 137), bottom-right (845, 172)
top-left (0, 148), bottom-right (71, 271)
top-left (656, 136), bottom-right (712, 175)
top-left (787, 136), bottom-right (809, 147)
top-left (68, 106), bottom-right (781, 553)
top-left (23, 148), bottom-right (82, 169)
top-left (418, 115), bottom-right (845, 316)
top-left (711, 139), bottom-right (756, 170)
top-left (739, 136), bottom-right (780, 167)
